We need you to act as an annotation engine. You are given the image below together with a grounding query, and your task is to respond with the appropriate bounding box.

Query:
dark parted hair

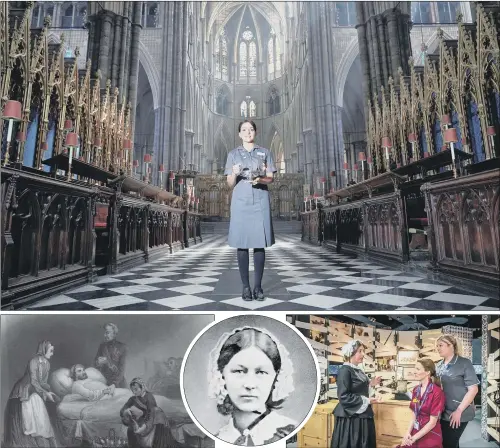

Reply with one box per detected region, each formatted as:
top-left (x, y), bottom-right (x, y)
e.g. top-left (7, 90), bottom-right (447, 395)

top-left (216, 328), bottom-right (283, 415)
top-left (238, 120), bottom-right (257, 133)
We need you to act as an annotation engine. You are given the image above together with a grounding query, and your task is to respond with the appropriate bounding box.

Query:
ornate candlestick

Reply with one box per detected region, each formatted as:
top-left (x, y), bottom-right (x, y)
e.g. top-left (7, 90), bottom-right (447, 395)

top-left (15, 131), bottom-right (26, 164)
top-left (65, 132), bottom-right (78, 181)
top-left (486, 126), bottom-right (496, 157)
top-left (2, 100), bottom-right (22, 166)
top-left (133, 160), bottom-right (138, 177)
top-left (169, 171), bottom-right (175, 192)
top-left (367, 156), bottom-right (373, 177)
top-left (123, 138), bottom-right (132, 174)
top-left (358, 152), bottom-right (366, 181)
top-left (343, 162), bottom-right (349, 185)
top-left (408, 133), bottom-right (417, 161)
top-left (143, 153), bottom-right (151, 183)
top-left (178, 176), bottom-right (184, 196)
top-left (158, 164), bottom-right (165, 188)
top-left (382, 137), bottom-right (392, 171)
top-left (444, 128), bottom-right (458, 178)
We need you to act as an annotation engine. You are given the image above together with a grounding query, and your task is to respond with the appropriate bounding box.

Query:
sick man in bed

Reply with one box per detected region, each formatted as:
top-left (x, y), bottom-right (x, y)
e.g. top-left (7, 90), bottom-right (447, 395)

top-left (94, 322), bottom-right (127, 388)
top-left (69, 364), bottom-right (116, 401)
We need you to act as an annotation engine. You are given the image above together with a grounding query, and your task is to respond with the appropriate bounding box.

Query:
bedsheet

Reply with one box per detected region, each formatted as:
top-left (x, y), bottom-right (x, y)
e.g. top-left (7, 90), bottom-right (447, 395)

top-left (57, 388), bottom-right (189, 441)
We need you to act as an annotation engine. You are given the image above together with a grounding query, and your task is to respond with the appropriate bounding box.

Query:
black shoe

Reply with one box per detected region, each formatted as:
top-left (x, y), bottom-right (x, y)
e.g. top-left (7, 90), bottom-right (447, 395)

top-left (253, 287), bottom-right (265, 301)
top-left (242, 287), bottom-right (253, 301)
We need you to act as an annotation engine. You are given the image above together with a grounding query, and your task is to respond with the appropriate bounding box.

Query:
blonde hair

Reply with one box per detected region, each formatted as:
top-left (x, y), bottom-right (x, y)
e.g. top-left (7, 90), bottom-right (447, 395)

top-left (436, 334), bottom-right (461, 356)
top-left (417, 358), bottom-right (441, 387)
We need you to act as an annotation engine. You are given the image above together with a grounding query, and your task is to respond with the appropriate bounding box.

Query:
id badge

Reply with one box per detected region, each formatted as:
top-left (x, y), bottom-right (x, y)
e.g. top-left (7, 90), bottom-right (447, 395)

top-left (413, 421), bottom-right (420, 430)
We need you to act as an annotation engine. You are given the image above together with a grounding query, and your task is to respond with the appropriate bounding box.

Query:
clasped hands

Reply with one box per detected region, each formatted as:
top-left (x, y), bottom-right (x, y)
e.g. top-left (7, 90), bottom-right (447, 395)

top-left (96, 356), bottom-right (108, 366)
top-left (401, 432), bottom-right (416, 446)
top-left (232, 164), bottom-right (266, 185)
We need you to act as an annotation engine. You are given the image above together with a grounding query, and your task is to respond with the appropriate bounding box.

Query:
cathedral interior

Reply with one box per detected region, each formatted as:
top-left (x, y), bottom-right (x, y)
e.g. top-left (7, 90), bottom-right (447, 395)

top-left (1, 1), bottom-right (499, 312)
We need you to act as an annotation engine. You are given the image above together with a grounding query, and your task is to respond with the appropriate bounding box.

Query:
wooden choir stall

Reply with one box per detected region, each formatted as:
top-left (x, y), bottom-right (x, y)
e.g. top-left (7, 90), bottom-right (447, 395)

top-left (302, 7), bottom-right (500, 296)
top-left (0, 4), bottom-right (202, 309)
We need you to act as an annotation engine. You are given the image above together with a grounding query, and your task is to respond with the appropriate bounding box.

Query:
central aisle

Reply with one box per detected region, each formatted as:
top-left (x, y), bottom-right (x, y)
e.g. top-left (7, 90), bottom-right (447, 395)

top-left (25, 235), bottom-right (498, 311)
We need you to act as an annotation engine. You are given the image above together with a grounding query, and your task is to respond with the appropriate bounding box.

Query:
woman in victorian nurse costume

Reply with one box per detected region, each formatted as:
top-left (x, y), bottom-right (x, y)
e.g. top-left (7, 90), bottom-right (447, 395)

top-left (207, 327), bottom-right (297, 446)
top-left (224, 120), bottom-right (277, 302)
top-left (397, 358), bottom-right (446, 448)
top-left (331, 340), bottom-right (382, 448)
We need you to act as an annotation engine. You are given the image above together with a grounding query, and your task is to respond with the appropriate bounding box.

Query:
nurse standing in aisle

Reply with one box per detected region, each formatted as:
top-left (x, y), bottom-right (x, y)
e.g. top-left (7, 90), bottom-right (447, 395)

top-left (224, 120), bottom-right (277, 302)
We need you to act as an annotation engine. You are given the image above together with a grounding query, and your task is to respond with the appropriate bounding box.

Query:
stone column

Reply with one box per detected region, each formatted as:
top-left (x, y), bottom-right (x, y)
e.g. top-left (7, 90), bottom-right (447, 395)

top-left (98, 11), bottom-right (114, 88)
top-left (385, 9), bottom-right (403, 83)
top-left (110, 14), bottom-right (122, 89)
top-left (194, 144), bottom-right (202, 172)
top-left (185, 130), bottom-right (194, 169)
top-left (297, 142), bottom-right (304, 172)
top-left (127, 2), bottom-right (142, 137)
top-left (118, 3), bottom-right (130, 96)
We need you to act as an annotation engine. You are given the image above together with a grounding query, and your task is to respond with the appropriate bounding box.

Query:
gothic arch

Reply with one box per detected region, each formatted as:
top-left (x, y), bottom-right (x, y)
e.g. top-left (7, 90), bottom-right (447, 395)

top-left (336, 38), bottom-right (359, 108)
top-left (215, 84), bottom-right (231, 116)
top-left (138, 40), bottom-right (160, 109)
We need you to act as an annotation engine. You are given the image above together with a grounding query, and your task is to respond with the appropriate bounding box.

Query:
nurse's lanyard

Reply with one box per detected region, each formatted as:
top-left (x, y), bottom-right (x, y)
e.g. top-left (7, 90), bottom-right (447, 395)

top-left (413, 382), bottom-right (433, 430)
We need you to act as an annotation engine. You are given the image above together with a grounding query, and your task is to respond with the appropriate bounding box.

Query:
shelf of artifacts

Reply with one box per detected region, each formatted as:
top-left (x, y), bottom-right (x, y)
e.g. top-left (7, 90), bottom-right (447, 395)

top-left (296, 315), bottom-right (479, 448)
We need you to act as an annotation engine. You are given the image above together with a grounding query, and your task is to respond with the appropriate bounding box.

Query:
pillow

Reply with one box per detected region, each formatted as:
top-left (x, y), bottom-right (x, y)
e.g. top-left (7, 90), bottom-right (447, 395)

top-left (49, 367), bottom-right (107, 398)
top-left (49, 368), bottom-right (73, 398)
top-left (84, 367), bottom-right (106, 384)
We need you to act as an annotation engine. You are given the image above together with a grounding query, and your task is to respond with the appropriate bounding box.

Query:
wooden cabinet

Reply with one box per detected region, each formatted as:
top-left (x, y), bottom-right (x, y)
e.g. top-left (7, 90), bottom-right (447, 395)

top-left (298, 400), bottom-right (412, 448)
top-left (297, 401), bottom-right (337, 448)
top-left (373, 401), bottom-right (413, 448)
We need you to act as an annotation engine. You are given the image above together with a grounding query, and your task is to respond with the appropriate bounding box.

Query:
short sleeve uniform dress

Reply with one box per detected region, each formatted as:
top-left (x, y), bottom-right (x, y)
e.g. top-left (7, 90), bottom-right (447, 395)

top-left (396, 383), bottom-right (446, 448)
top-left (224, 146), bottom-right (277, 249)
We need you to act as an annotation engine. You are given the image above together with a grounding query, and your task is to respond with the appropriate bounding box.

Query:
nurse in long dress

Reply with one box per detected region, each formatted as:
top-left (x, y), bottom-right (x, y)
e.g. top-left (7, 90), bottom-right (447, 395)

top-left (331, 340), bottom-right (382, 448)
top-left (3, 341), bottom-right (60, 448)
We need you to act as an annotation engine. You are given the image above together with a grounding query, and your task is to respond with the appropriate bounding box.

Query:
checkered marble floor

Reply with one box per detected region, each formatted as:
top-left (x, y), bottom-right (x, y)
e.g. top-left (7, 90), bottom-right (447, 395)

top-left (24, 235), bottom-right (499, 311)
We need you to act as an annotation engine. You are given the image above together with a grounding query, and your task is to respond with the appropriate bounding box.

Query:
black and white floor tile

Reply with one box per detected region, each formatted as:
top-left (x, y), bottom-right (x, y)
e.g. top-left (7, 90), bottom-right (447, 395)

top-left (24, 235), bottom-right (499, 311)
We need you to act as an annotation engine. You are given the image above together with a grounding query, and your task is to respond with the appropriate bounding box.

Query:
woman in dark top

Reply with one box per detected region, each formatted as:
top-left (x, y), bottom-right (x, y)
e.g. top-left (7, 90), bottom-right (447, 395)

top-left (435, 335), bottom-right (479, 448)
top-left (224, 120), bottom-right (277, 302)
top-left (331, 340), bottom-right (382, 448)
top-left (120, 378), bottom-right (179, 448)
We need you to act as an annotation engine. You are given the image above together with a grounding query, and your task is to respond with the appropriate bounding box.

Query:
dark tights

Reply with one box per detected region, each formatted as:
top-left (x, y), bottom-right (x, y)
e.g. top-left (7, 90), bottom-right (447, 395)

top-left (441, 419), bottom-right (469, 448)
top-left (237, 248), bottom-right (265, 289)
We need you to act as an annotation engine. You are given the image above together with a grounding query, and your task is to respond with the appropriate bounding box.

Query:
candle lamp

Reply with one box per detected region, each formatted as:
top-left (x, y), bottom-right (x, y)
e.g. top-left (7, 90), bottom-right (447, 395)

top-left (63, 119), bottom-right (73, 132)
top-left (133, 160), bottom-right (139, 177)
top-left (486, 126), bottom-right (496, 155)
top-left (444, 127), bottom-right (458, 178)
top-left (65, 132), bottom-right (78, 181)
top-left (143, 153), bottom-right (151, 182)
top-left (304, 196), bottom-right (307, 212)
top-left (320, 177), bottom-right (326, 196)
top-left (441, 114), bottom-right (451, 126)
top-left (381, 137), bottom-right (392, 171)
top-left (123, 139), bottom-right (132, 174)
top-left (343, 162), bottom-right (349, 185)
top-left (367, 156), bottom-right (373, 177)
top-left (358, 152), bottom-right (366, 180)
top-left (169, 170), bottom-right (175, 192)
top-left (178, 176), bottom-right (184, 196)
top-left (159, 164), bottom-right (165, 188)
top-left (2, 100), bottom-right (22, 166)
top-left (353, 163), bottom-right (358, 182)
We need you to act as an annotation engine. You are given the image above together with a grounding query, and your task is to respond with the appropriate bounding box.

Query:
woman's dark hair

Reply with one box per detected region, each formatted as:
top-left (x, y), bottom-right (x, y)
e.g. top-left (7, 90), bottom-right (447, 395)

top-left (217, 328), bottom-right (283, 416)
top-left (238, 120), bottom-right (257, 133)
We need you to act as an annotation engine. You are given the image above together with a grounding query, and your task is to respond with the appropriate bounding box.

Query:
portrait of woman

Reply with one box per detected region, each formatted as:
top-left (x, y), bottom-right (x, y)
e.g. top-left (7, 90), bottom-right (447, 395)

top-left (332, 340), bottom-right (382, 448)
top-left (224, 120), bottom-right (277, 302)
top-left (435, 335), bottom-right (479, 448)
top-left (3, 341), bottom-right (61, 448)
top-left (397, 358), bottom-right (446, 448)
top-left (182, 315), bottom-right (319, 446)
top-left (120, 377), bottom-right (179, 448)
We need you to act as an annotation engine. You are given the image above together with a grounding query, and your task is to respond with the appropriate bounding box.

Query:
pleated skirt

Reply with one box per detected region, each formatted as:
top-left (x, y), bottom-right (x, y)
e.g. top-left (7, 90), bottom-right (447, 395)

top-left (331, 416), bottom-right (376, 448)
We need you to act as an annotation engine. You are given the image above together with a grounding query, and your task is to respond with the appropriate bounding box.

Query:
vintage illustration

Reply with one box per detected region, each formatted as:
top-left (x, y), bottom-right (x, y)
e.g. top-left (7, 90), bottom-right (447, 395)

top-left (181, 314), bottom-right (319, 446)
top-left (1, 315), bottom-right (215, 448)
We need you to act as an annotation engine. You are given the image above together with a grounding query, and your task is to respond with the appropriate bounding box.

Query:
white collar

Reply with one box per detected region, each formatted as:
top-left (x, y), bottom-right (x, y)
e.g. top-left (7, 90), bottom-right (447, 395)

top-left (217, 411), bottom-right (296, 445)
top-left (343, 362), bottom-right (365, 371)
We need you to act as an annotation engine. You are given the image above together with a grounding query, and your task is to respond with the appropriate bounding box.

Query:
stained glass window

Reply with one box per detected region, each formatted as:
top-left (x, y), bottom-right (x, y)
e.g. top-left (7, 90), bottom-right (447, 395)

top-left (275, 37), bottom-right (281, 72)
top-left (249, 101), bottom-right (256, 117)
top-left (249, 41), bottom-right (257, 77)
top-left (221, 31), bottom-right (228, 80)
top-left (239, 42), bottom-right (247, 77)
top-left (268, 38), bottom-right (274, 75)
top-left (240, 101), bottom-right (248, 118)
top-left (242, 29), bottom-right (253, 41)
